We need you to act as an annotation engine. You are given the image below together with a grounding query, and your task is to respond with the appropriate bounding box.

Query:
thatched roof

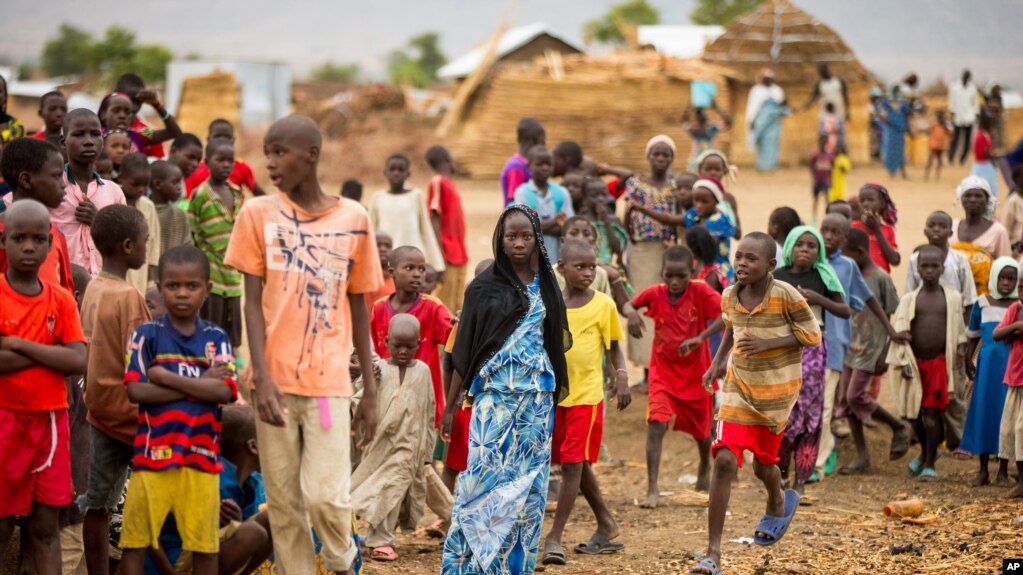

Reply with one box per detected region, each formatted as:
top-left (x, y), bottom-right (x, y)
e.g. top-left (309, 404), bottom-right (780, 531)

top-left (702, 0), bottom-right (869, 83)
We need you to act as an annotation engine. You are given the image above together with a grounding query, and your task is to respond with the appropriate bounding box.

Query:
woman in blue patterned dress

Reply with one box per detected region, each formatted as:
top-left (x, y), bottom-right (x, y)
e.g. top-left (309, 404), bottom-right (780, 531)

top-left (443, 205), bottom-right (571, 575)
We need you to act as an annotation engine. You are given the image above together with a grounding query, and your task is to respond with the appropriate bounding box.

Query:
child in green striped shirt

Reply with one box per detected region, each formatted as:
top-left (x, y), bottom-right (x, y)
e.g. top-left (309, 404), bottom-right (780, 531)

top-left (188, 141), bottom-right (244, 346)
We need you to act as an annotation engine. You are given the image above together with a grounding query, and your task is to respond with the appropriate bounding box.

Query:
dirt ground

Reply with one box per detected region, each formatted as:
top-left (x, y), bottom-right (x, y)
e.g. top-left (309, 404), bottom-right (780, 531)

top-left (4, 160), bottom-right (1021, 575)
top-left (356, 161), bottom-right (1023, 575)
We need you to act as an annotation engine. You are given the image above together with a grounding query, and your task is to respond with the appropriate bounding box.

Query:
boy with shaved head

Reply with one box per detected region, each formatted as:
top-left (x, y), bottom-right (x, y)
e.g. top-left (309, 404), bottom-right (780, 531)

top-left (692, 232), bottom-right (822, 575)
top-left (225, 115), bottom-right (382, 575)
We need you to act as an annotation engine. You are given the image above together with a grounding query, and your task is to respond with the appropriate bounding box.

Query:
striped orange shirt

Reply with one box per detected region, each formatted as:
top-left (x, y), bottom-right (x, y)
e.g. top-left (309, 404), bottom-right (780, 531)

top-left (719, 275), bottom-right (822, 433)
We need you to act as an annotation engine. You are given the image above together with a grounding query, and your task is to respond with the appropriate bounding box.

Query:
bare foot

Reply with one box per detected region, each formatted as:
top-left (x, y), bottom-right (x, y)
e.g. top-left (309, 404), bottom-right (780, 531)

top-left (839, 458), bottom-right (872, 475)
top-left (696, 461), bottom-right (710, 492)
top-left (765, 486), bottom-right (785, 518)
top-left (996, 473), bottom-right (1012, 486)
top-left (597, 518), bottom-right (621, 541)
top-left (639, 492), bottom-right (659, 509)
top-left (968, 471), bottom-right (990, 487)
top-left (1004, 482), bottom-right (1023, 499)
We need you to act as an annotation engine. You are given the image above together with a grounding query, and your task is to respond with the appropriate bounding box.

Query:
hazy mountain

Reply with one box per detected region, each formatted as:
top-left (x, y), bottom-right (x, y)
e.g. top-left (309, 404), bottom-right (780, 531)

top-left (3, 0), bottom-right (1020, 88)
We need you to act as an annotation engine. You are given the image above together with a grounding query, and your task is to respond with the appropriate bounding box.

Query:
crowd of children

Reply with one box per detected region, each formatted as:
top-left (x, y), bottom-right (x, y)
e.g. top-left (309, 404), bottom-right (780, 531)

top-left (1, 70), bottom-right (1023, 575)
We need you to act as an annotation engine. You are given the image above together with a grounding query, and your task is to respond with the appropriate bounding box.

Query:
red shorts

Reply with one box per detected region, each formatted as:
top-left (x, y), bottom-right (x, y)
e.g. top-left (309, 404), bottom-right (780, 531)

top-left (552, 403), bottom-right (604, 464)
top-left (0, 407), bottom-right (72, 516)
top-left (647, 387), bottom-right (713, 441)
top-left (445, 406), bottom-right (472, 472)
top-left (917, 356), bottom-right (949, 411)
top-left (711, 420), bottom-right (783, 468)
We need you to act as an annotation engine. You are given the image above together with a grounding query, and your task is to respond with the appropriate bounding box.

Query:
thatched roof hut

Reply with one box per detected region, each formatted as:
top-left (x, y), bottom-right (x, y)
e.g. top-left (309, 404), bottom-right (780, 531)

top-left (703, 0), bottom-right (875, 166)
top-left (445, 52), bottom-right (731, 178)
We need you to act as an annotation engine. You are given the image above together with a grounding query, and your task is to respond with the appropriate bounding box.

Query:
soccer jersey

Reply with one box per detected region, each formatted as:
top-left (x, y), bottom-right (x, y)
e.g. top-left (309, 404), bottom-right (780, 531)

top-left (124, 315), bottom-right (239, 473)
top-left (370, 293), bottom-right (453, 426)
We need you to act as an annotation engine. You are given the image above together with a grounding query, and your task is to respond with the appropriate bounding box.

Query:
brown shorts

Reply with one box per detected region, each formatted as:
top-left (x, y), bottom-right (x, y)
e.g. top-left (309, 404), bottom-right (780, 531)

top-left (202, 294), bottom-right (242, 347)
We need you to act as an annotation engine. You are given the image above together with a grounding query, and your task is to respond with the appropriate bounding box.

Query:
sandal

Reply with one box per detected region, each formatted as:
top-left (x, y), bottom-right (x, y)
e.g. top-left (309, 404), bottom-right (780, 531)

top-left (753, 489), bottom-right (799, 546)
top-left (690, 557), bottom-right (725, 574)
top-left (918, 467), bottom-right (938, 482)
top-left (541, 542), bottom-right (567, 565)
top-left (907, 452), bottom-right (942, 476)
top-left (371, 546), bottom-right (398, 561)
top-left (575, 533), bottom-right (624, 555)
top-left (425, 518), bottom-right (448, 538)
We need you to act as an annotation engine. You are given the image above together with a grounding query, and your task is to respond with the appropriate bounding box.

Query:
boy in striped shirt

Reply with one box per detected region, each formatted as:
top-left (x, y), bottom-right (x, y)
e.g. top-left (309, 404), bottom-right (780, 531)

top-left (188, 141), bottom-right (243, 346)
top-left (691, 232), bottom-right (821, 575)
top-left (119, 246), bottom-right (238, 575)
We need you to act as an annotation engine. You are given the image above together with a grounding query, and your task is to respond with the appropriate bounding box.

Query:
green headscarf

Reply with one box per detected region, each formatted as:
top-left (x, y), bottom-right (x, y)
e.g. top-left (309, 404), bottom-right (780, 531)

top-left (782, 226), bottom-right (845, 296)
top-left (989, 257), bottom-right (1020, 300)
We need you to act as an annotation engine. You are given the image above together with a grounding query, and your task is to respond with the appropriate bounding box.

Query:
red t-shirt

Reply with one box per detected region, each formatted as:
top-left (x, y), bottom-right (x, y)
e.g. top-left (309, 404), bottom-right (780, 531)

top-left (131, 117), bottom-right (165, 158)
top-left (851, 220), bottom-right (898, 272)
top-left (370, 293), bottom-right (453, 427)
top-left (0, 276), bottom-right (86, 411)
top-left (427, 175), bottom-right (468, 266)
top-left (632, 282), bottom-right (722, 399)
top-left (30, 131), bottom-right (47, 140)
top-left (184, 160), bottom-right (258, 198)
top-left (607, 178), bottom-right (626, 200)
top-left (999, 302), bottom-right (1023, 387)
top-left (974, 129), bottom-right (993, 162)
top-left (0, 219), bottom-right (75, 295)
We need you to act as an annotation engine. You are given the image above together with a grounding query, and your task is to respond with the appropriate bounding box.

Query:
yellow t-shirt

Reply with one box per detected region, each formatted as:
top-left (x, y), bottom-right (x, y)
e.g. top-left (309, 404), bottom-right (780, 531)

top-left (829, 153), bottom-right (852, 203)
top-left (561, 291), bottom-right (623, 407)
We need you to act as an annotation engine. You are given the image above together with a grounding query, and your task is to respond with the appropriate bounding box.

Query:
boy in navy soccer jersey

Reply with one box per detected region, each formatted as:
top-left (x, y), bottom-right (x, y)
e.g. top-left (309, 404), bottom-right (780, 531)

top-left (118, 245), bottom-right (239, 575)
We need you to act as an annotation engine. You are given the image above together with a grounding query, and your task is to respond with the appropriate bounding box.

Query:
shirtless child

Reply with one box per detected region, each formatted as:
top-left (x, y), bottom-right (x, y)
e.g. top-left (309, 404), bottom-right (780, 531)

top-left (887, 245), bottom-right (968, 481)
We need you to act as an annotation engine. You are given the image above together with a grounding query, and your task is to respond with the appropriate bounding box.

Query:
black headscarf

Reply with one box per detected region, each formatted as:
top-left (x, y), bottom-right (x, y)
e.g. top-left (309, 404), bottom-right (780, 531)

top-left (452, 204), bottom-right (571, 402)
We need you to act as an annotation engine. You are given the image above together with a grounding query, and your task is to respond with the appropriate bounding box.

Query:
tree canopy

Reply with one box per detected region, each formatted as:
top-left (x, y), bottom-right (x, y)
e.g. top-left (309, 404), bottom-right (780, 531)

top-left (310, 61), bottom-right (361, 83)
top-left (388, 32), bottom-right (447, 87)
top-left (584, 0), bottom-right (660, 45)
top-left (689, 0), bottom-right (763, 26)
top-left (40, 23), bottom-right (174, 83)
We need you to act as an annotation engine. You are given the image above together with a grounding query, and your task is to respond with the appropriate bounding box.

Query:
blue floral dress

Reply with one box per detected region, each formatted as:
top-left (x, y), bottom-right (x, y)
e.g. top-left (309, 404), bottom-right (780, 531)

top-left (442, 277), bottom-right (555, 575)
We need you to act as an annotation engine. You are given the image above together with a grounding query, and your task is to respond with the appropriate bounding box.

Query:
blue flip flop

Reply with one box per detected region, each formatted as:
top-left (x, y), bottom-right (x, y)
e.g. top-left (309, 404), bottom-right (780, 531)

top-left (689, 557), bottom-right (725, 574)
top-left (753, 489), bottom-right (800, 546)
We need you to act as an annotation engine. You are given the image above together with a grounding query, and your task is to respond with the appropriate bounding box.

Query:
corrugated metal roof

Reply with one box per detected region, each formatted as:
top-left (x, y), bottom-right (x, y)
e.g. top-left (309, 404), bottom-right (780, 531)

top-left (637, 25), bottom-right (725, 59)
top-left (438, 22), bottom-right (582, 80)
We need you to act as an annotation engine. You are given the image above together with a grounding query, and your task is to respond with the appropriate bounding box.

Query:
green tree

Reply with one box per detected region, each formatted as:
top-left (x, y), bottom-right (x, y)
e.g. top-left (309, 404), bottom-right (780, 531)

top-left (310, 61), bottom-right (361, 83)
top-left (130, 45), bottom-right (173, 83)
top-left (388, 31), bottom-right (447, 88)
top-left (90, 26), bottom-right (139, 79)
top-left (690, 0), bottom-right (763, 26)
top-left (41, 23), bottom-right (94, 76)
top-left (584, 0), bottom-right (660, 45)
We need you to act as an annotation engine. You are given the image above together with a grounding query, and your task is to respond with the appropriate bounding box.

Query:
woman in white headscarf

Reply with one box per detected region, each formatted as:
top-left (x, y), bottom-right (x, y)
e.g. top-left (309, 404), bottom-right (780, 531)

top-left (951, 175), bottom-right (1011, 296)
top-left (745, 68), bottom-right (789, 171)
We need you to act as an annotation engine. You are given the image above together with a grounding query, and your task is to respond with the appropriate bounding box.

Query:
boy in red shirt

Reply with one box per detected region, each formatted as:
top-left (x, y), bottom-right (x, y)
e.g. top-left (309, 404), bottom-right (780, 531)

top-left (625, 246), bottom-right (723, 507)
top-left (370, 245), bottom-right (453, 429)
top-left (0, 200), bottom-right (88, 573)
top-left (184, 119), bottom-right (265, 198)
top-left (425, 145), bottom-right (468, 313)
top-left (0, 138), bottom-right (75, 294)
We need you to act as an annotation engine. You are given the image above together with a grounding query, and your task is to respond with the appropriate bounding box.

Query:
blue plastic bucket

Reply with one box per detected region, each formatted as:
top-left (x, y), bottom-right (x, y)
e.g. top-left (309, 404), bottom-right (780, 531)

top-left (691, 81), bottom-right (717, 108)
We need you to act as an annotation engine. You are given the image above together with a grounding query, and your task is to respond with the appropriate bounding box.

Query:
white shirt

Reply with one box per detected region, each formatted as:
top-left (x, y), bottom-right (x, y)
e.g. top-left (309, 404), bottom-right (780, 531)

top-left (947, 81), bottom-right (980, 127)
top-left (369, 188), bottom-right (446, 271)
top-left (818, 77), bottom-right (845, 119)
top-left (745, 83), bottom-right (786, 127)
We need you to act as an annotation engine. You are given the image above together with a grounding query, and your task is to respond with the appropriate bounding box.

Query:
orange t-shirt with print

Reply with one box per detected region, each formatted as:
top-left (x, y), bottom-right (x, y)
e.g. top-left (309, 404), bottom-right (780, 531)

top-left (225, 193), bottom-right (382, 397)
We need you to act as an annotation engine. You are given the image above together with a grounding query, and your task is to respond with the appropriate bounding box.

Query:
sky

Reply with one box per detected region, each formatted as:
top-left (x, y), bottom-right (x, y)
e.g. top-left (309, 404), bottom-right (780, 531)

top-left (2, 0), bottom-right (1021, 88)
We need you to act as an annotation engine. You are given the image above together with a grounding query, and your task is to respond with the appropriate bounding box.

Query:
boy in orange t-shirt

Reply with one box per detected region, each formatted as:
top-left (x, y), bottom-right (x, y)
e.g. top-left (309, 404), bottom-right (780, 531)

top-left (426, 145), bottom-right (469, 313)
top-left (224, 115), bottom-right (382, 575)
top-left (0, 200), bottom-right (88, 568)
